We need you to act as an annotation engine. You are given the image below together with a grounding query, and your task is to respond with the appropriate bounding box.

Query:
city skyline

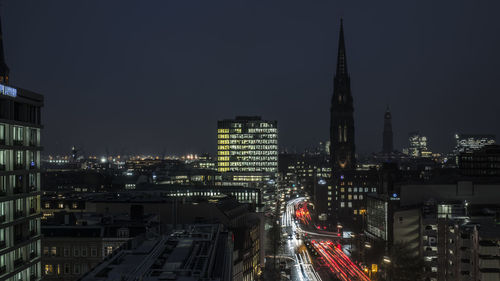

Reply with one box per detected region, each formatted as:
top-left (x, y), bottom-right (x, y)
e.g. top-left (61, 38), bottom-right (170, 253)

top-left (3, 0), bottom-right (500, 155)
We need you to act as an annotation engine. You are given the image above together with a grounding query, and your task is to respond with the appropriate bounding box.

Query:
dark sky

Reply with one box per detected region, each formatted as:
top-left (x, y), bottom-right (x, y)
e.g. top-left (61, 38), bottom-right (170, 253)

top-left (4, 0), bottom-right (500, 156)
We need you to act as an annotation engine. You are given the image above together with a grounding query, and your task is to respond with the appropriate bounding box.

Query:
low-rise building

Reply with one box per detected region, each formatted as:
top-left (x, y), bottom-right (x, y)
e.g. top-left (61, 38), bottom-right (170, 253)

top-left (80, 224), bottom-right (233, 281)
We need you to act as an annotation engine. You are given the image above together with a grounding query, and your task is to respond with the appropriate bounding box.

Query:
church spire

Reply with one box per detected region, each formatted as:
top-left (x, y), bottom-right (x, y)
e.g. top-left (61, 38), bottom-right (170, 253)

top-left (0, 13), bottom-right (10, 84)
top-left (336, 18), bottom-right (348, 77)
top-left (330, 18), bottom-right (355, 171)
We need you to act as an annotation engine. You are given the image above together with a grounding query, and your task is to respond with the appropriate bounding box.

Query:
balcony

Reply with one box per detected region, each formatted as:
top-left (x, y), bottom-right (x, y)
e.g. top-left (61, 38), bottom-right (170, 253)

top-left (29, 141), bottom-right (36, 147)
top-left (0, 215), bottom-right (5, 223)
top-left (0, 190), bottom-right (5, 197)
top-left (13, 140), bottom-right (24, 146)
top-left (0, 265), bottom-right (5, 275)
top-left (13, 258), bottom-right (24, 268)
top-left (0, 164), bottom-right (5, 171)
top-left (13, 186), bottom-right (23, 194)
top-left (0, 241), bottom-right (6, 249)
top-left (29, 208), bottom-right (36, 214)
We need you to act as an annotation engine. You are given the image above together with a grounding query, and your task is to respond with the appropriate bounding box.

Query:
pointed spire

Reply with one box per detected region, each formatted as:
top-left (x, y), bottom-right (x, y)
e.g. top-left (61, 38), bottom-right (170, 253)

top-left (0, 12), bottom-right (10, 84)
top-left (336, 18), bottom-right (348, 77)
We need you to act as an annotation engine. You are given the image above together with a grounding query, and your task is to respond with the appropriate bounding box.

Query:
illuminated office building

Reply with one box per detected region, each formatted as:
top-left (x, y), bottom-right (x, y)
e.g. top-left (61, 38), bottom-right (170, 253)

top-left (454, 133), bottom-right (495, 158)
top-left (0, 16), bottom-right (44, 281)
top-left (406, 131), bottom-right (432, 158)
top-left (217, 116), bottom-right (278, 187)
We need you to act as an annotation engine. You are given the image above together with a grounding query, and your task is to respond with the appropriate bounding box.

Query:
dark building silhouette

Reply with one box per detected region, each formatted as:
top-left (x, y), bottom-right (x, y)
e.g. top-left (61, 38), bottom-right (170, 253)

top-left (0, 16), bottom-right (9, 84)
top-left (382, 107), bottom-right (394, 154)
top-left (330, 19), bottom-right (356, 172)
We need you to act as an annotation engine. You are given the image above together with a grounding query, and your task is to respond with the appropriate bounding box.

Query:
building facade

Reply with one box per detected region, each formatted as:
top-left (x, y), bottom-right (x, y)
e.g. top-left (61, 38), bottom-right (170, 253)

top-left (217, 116), bottom-right (277, 210)
top-left (217, 116), bottom-right (278, 184)
top-left (0, 17), bottom-right (43, 280)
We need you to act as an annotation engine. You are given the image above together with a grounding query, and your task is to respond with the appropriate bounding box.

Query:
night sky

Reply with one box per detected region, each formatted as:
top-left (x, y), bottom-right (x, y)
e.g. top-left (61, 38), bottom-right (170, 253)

top-left (4, 0), bottom-right (500, 156)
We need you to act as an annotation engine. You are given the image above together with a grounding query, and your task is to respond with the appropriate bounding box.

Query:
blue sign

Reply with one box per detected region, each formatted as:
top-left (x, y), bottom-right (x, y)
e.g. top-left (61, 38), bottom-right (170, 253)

top-left (0, 84), bottom-right (17, 97)
top-left (392, 193), bottom-right (398, 198)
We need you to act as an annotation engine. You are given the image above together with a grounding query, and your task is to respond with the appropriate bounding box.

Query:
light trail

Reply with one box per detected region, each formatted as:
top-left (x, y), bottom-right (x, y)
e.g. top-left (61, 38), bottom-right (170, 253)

top-left (311, 240), bottom-right (370, 281)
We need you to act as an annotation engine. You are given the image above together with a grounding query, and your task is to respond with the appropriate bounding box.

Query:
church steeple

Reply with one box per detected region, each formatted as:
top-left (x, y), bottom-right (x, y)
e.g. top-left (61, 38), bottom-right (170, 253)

top-left (0, 13), bottom-right (10, 84)
top-left (330, 19), bottom-right (356, 172)
top-left (382, 106), bottom-right (394, 154)
top-left (336, 18), bottom-right (348, 78)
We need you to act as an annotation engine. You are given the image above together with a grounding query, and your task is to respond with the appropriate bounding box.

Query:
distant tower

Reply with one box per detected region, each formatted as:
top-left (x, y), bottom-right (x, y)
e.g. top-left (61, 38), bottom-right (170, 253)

top-left (330, 19), bottom-right (355, 172)
top-left (0, 14), bottom-right (9, 84)
top-left (382, 107), bottom-right (394, 154)
top-left (71, 146), bottom-right (78, 161)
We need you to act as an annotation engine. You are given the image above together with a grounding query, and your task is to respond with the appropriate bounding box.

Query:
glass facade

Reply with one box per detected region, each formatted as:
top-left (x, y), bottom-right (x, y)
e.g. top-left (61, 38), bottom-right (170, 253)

top-left (0, 86), bottom-right (43, 281)
top-left (217, 116), bottom-right (278, 185)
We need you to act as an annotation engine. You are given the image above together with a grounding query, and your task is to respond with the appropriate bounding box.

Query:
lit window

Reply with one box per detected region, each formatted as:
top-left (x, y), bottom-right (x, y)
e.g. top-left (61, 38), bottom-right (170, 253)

top-left (354, 210), bottom-right (358, 215)
top-left (105, 246), bottom-right (113, 256)
top-left (348, 202), bottom-right (352, 208)
top-left (340, 202), bottom-right (345, 208)
top-left (50, 246), bottom-right (57, 256)
top-left (45, 264), bottom-right (53, 275)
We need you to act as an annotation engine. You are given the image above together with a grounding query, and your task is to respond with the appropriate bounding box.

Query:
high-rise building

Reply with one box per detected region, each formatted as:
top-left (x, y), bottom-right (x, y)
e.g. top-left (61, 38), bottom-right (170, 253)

top-left (454, 133), bottom-right (495, 155)
top-left (382, 107), bottom-right (394, 154)
top-left (0, 16), bottom-right (44, 281)
top-left (330, 19), bottom-right (356, 172)
top-left (406, 131), bottom-right (432, 158)
top-left (217, 116), bottom-right (278, 186)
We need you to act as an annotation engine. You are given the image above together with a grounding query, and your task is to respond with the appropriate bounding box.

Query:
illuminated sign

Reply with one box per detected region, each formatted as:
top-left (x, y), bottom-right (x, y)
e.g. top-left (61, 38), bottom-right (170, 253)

top-left (0, 84), bottom-right (17, 97)
top-left (390, 193), bottom-right (400, 201)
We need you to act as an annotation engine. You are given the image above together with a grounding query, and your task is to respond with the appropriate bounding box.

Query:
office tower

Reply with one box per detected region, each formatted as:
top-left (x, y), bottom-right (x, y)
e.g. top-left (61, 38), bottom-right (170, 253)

top-left (382, 107), bottom-right (394, 154)
top-left (0, 15), bottom-right (44, 280)
top-left (407, 131), bottom-right (431, 158)
top-left (217, 116), bottom-right (278, 187)
top-left (454, 133), bottom-right (495, 155)
top-left (330, 19), bottom-right (356, 172)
